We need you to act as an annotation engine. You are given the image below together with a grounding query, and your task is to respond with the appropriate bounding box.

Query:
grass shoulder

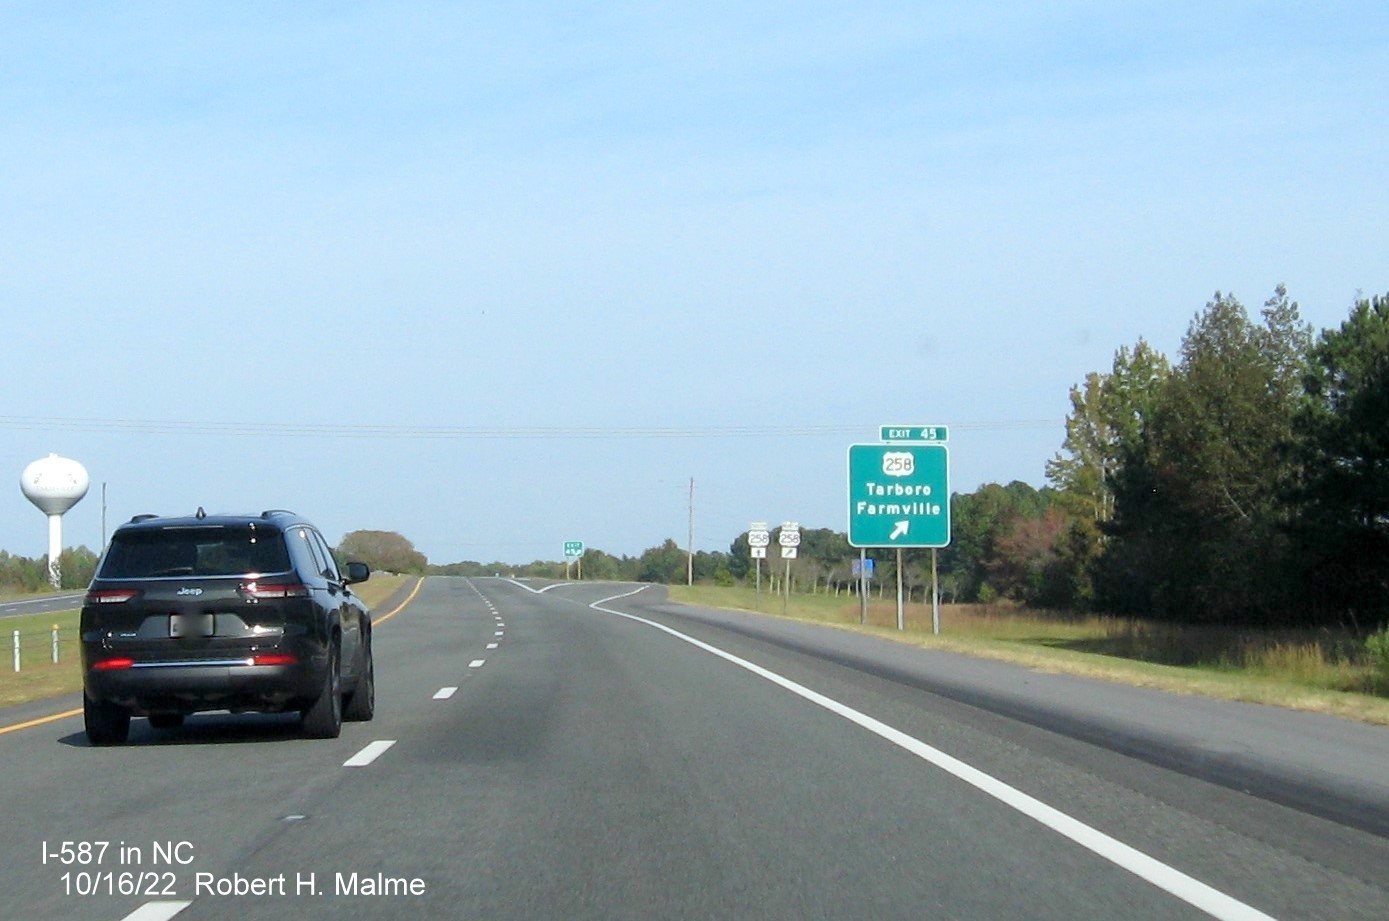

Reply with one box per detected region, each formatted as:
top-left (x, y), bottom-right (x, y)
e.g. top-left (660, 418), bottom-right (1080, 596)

top-left (0, 609), bottom-right (82, 707)
top-left (356, 573), bottom-right (410, 610)
top-left (667, 584), bottom-right (1389, 726)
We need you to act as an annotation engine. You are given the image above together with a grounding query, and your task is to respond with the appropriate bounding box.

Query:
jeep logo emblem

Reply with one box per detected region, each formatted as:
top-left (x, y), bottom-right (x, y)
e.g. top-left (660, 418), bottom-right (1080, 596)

top-left (176, 587), bottom-right (204, 596)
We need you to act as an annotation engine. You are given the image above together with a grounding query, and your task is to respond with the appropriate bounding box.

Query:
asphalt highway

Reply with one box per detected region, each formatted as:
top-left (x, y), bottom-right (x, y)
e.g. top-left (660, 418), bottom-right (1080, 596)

top-left (0, 591), bottom-right (85, 619)
top-left (1, 576), bottom-right (1385, 921)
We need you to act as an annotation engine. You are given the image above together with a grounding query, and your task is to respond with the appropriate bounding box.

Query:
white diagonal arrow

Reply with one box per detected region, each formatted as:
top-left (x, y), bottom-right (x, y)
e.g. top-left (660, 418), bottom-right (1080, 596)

top-left (889, 520), bottom-right (909, 540)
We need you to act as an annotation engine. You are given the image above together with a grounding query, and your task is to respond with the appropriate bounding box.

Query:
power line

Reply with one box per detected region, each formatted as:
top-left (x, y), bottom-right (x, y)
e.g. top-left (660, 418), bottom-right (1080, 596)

top-left (0, 415), bottom-right (1059, 440)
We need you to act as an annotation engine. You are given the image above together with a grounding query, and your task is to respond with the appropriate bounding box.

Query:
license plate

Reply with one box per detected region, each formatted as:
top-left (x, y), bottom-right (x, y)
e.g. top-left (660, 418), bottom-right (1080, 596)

top-left (169, 614), bottom-right (215, 638)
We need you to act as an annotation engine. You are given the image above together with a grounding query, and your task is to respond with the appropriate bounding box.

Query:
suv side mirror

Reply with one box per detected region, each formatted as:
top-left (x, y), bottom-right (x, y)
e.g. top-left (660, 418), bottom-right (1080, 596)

top-left (344, 561), bottom-right (371, 585)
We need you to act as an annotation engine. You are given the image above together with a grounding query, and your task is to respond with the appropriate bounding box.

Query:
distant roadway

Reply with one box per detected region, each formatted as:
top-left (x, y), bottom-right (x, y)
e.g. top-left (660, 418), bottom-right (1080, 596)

top-left (0, 591), bottom-right (84, 619)
top-left (1, 576), bottom-right (1385, 921)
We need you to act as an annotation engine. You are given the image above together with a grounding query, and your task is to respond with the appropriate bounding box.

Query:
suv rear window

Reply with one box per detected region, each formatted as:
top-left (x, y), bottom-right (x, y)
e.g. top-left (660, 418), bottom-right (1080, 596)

top-left (99, 526), bottom-right (292, 578)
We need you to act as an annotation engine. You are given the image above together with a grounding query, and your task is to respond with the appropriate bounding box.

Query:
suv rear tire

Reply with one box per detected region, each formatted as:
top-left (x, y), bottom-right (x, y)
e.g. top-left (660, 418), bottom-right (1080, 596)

top-left (84, 695), bottom-right (131, 746)
top-left (301, 643), bottom-right (342, 739)
top-left (343, 641), bottom-right (375, 722)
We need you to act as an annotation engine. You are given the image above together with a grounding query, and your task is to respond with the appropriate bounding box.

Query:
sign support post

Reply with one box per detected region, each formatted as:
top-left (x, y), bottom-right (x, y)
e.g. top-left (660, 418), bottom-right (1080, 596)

top-left (896, 548), bottom-right (904, 631)
top-left (778, 522), bottom-right (800, 618)
top-left (931, 548), bottom-right (940, 635)
top-left (783, 558), bottom-right (790, 616)
top-left (848, 432), bottom-right (952, 634)
top-left (563, 540), bottom-right (585, 580)
top-left (748, 523), bottom-right (771, 612)
top-left (859, 549), bottom-right (867, 625)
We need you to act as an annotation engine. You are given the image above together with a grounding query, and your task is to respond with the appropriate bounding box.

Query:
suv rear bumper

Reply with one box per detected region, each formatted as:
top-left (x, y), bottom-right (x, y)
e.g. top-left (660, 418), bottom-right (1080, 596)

top-left (82, 647), bottom-right (328, 715)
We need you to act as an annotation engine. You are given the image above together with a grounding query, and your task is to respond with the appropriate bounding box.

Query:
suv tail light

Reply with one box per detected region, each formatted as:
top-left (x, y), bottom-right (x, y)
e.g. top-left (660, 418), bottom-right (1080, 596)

top-left (92, 658), bottom-right (136, 671)
top-left (85, 589), bottom-right (141, 605)
top-left (249, 654), bottom-right (299, 666)
top-left (239, 582), bottom-right (310, 600)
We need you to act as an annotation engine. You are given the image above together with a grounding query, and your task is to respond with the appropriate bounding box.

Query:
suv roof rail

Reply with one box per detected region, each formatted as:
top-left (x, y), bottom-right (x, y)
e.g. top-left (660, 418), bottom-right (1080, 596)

top-left (260, 509), bottom-right (297, 518)
top-left (129, 513), bottom-right (159, 523)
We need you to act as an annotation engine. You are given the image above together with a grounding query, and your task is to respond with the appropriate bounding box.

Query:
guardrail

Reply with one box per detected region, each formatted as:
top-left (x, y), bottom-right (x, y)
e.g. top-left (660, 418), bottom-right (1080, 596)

top-left (10, 625), bottom-right (79, 672)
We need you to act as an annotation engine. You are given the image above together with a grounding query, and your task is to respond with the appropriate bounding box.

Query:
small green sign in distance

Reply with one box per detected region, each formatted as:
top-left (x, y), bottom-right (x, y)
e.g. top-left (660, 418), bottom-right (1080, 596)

top-left (563, 540), bottom-right (584, 558)
top-left (879, 424), bottom-right (948, 443)
top-left (848, 443), bottom-right (951, 548)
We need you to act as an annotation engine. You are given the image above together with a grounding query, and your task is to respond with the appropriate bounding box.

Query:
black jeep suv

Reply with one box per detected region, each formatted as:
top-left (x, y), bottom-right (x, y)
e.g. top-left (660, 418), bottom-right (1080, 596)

top-left (80, 509), bottom-right (375, 745)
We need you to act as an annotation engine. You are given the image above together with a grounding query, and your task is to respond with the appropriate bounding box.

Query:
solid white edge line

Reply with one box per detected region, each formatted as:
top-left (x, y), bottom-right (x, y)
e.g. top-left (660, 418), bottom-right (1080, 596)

top-left (586, 589), bottom-right (1276, 921)
top-left (590, 585), bottom-right (650, 604)
top-left (434, 687), bottom-right (459, 699)
top-left (343, 740), bottom-right (396, 767)
top-left (120, 901), bottom-right (192, 921)
top-left (503, 578), bottom-right (574, 594)
top-left (0, 592), bottom-right (83, 609)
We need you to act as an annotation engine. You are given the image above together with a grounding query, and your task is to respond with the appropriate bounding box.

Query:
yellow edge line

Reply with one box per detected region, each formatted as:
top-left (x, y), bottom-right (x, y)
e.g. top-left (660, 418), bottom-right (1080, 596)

top-left (371, 576), bottom-right (425, 626)
top-left (0, 577), bottom-right (427, 736)
top-left (0, 707), bottom-right (83, 736)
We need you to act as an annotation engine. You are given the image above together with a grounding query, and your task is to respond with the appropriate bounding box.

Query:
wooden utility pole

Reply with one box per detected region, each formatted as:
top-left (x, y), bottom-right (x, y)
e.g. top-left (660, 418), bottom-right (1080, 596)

top-left (686, 477), bottom-right (694, 586)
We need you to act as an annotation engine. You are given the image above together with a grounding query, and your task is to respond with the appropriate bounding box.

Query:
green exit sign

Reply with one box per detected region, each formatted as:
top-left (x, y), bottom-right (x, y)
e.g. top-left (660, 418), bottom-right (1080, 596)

top-left (848, 443), bottom-right (951, 548)
top-left (563, 540), bottom-right (585, 558)
top-left (880, 424), bottom-right (948, 443)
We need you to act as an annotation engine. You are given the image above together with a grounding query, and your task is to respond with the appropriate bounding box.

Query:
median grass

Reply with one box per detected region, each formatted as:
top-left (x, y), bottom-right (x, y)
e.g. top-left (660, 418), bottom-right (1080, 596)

top-left (0, 609), bottom-right (83, 707)
top-left (667, 584), bottom-right (1389, 726)
top-left (0, 574), bottom-right (411, 710)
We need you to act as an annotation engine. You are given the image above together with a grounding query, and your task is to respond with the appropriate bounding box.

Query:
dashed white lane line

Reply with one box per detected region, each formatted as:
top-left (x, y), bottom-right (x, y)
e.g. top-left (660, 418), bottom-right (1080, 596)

top-left (343, 740), bottom-right (397, 767)
top-left (486, 643), bottom-right (498, 649)
top-left (494, 631), bottom-right (504, 637)
top-left (469, 659), bottom-right (486, 668)
top-left (120, 902), bottom-right (191, 921)
top-left (434, 687), bottom-right (459, 699)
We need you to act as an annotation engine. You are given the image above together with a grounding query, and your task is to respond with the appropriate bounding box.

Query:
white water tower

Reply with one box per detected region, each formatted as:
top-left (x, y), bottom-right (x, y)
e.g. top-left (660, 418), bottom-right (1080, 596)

top-left (21, 454), bottom-right (90, 590)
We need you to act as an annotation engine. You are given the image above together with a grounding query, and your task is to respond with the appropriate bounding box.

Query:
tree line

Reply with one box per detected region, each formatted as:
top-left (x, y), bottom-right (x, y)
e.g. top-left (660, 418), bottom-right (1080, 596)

top-left (17, 286), bottom-right (1368, 632)
top-left (1046, 286), bottom-right (1389, 627)
top-left (0, 547), bottom-right (99, 594)
top-left (414, 286), bottom-right (1389, 631)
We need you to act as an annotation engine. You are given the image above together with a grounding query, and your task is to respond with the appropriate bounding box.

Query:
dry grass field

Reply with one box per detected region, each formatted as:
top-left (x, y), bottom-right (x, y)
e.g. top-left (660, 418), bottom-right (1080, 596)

top-left (668, 584), bottom-right (1389, 725)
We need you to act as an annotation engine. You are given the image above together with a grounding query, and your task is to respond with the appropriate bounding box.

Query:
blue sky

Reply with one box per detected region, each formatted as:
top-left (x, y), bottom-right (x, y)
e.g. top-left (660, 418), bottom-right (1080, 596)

top-left (2, 2), bottom-right (1386, 565)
